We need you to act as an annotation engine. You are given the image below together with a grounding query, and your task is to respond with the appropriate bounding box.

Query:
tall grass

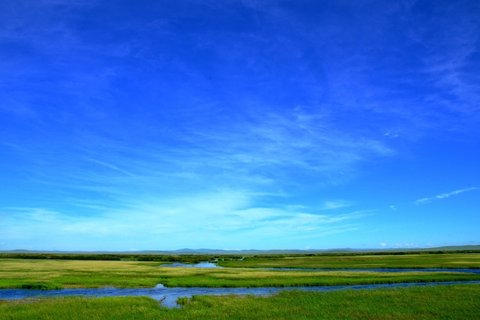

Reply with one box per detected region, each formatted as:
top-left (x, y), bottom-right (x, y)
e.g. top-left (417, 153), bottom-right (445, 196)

top-left (1, 259), bottom-right (480, 289)
top-left (1, 284), bottom-right (479, 319)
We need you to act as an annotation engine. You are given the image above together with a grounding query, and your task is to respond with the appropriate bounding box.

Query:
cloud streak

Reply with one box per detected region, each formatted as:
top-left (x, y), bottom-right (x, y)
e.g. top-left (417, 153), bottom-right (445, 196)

top-left (415, 187), bottom-right (478, 205)
top-left (0, 192), bottom-right (367, 250)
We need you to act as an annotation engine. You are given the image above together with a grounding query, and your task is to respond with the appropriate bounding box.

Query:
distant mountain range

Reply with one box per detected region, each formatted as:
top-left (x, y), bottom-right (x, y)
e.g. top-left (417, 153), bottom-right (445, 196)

top-left (2, 245), bottom-right (480, 255)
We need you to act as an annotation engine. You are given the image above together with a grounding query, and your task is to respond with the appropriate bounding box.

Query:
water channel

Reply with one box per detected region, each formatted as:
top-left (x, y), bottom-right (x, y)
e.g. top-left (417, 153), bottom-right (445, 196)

top-left (3, 263), bottom-right (479, 307)
top-left (1, 281), bottom-right (480, 308)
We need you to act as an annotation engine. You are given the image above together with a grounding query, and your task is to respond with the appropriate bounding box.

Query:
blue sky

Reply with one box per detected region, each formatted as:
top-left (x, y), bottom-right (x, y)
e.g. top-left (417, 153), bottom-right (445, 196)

top-left (1, 0), bottom-right (479, 251)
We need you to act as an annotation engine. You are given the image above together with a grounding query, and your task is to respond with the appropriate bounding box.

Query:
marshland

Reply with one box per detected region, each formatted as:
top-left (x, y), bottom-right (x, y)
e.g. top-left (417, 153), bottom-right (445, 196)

top-left (1, 251), bottom-right (480, 319)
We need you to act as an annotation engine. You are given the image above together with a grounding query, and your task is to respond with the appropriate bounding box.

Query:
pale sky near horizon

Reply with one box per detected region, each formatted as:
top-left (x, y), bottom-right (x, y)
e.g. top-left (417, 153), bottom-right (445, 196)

top-left (1, 0), bottom-right (479, 251)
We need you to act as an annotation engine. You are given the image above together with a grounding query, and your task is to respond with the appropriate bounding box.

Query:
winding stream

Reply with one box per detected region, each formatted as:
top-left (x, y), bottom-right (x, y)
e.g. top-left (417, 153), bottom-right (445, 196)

top-left (1, 281), bottom-right (480, 308)
top-left (3, 263), bottom-right (479, 307)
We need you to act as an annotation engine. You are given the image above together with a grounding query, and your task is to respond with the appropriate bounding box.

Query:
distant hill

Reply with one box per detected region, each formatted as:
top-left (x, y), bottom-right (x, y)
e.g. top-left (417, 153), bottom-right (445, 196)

top-left (2, 245), bottom-right (480, 255)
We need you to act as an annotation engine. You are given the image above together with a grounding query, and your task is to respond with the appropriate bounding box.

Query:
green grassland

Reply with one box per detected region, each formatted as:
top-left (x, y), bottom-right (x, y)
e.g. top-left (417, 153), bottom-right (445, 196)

top-left (3, 251), bottom-right (480, 269)
top-left (2, 253), bottom-right (480, 319)
top-left (1, 284), bottom-right (479, 320)
top-left (3, 250), bottom-right (480, 268)
top-left (218, 252), bottom-right (480, 268)
top-left (1, 258), bottom-right (480, 289)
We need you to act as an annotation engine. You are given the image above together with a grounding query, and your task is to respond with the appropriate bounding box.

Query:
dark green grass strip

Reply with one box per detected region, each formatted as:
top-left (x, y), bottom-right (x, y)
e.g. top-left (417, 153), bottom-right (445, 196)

top-left (1, 284), bottom-right (479, 320)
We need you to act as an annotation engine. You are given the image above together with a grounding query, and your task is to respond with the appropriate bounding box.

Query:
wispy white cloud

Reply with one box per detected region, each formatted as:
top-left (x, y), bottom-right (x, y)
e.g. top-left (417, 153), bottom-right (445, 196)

top-left (415, 187), bottom-right (478, 205)
top-left (378, 242), bottom-right (419, 249)
top-left (321, 200), bottom-right (353, 210)
top-left (84, 157), bottom-right (136, 177)
top-left (8, 107), bottom-right (392, 204)
top-left (171, 109), bottom-right (393, 187)
top-left (0, 191), bottom-right (366, 250)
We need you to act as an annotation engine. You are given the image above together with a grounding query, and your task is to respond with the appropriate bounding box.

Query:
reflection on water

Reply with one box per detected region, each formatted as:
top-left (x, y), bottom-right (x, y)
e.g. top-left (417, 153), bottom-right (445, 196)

top-left (161, 262), bottom-right (480, 274)
top-left (1, 281), bottom-right (479, 308)
top-left (161, 262), bottom-right (220, 268)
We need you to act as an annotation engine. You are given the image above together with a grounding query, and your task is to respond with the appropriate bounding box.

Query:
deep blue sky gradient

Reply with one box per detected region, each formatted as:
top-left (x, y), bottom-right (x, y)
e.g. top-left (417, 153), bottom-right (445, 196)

top-left (1, 0), bottom-right (479, 250)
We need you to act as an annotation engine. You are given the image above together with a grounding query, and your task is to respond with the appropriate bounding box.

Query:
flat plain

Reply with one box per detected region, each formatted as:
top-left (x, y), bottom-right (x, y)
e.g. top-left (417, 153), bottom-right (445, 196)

top-left (218, 252), bottom-right (480, 269)
top-left (1, 257), bottom-right (480, 289)
top-left (1, 251), bottom-right (480, 319)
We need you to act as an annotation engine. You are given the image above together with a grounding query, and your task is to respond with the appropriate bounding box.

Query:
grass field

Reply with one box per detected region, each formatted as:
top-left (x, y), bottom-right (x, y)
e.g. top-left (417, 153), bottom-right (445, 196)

top-left (2, 253), bottom-right (480, 319)
top-left (1, 284), bottom-right (479, 319)
top-left (1, 258), bottom-right (480, 289)
top-left (4, 251), bottom-right (480, 268)
top-left (218, 252), bottom-right (480, 268)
